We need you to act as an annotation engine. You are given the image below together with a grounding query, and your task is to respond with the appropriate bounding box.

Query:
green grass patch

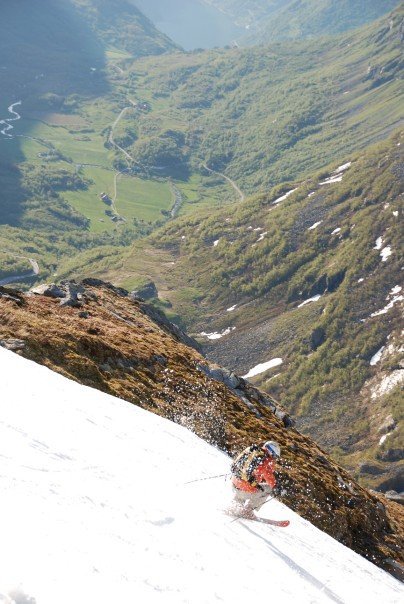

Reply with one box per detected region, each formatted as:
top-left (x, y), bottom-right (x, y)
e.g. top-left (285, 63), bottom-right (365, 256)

top-left (116, 176), bottom-right (172, 222)
top-left (63, 166), bottom-right (116, 233)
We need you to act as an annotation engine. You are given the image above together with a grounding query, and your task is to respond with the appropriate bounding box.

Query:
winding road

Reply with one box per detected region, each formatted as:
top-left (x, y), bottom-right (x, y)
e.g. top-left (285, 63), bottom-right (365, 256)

top-left (202, 162), bottom-right (245, 201)
top-left (0, 254), bottom-right (40, 286)
top-left (108, 103), bottom-right (152, 219)
top-left (108, 101), bottom-right (145, 171)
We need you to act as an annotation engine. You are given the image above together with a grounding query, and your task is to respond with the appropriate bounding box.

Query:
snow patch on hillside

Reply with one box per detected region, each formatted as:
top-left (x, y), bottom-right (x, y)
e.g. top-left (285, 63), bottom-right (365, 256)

top-left (380, 246), bottom-right (392, 262)
top-left (201, 326), bottom-right (236, 340)
top-left (298, 295), bottom-right (322, 308)
top-left (374, 236), bottom-right (383, 250)
top-left (319, 162), bottom-right (351, 186)
top-left (370, 347), bottom-right (385, 366)
top-left (243, 358), bottom-right (283, 379)
top-left (379, 434), bottom-right (388, 446)
top-left (320, 175), bottom-right (343, 185)
top-left (371, 287), bottom-right (403, 317)
top-left (335, 162), bottom-right (352, 173)
top-left (272, 188), bottom-right (298, 204)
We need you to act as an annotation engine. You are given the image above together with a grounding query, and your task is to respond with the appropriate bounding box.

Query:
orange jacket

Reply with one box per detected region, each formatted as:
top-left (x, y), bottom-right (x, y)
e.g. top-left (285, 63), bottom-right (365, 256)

top-left (232, 456), bottom-right (277, 493)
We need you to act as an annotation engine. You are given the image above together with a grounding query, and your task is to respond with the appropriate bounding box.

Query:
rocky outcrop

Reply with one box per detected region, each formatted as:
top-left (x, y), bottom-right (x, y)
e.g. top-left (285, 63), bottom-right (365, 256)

top-left (0, 286), bottom-right (25, 306)
top-left (130, 280), bottom-right (158, 300)
top-left (30, 280), bottom-right (87, 307)
top-left (0, 338), bottom-right (25, 351)
top-left (30, 283), bottom-right (66, 298)
top-left (196, 363), bottom-right (293, 427)
top-left (385, 490), bottom-right (404, 506)
top-left (378, 414), bottom-right (397, 434)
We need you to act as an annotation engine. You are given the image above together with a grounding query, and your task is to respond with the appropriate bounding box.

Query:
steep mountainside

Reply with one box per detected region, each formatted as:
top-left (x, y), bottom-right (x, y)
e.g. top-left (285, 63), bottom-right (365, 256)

top-left (116, 6), bottom-right (403, 194)
top-left (1, 0), bottom-right (176, 100)
top-left (0, 279), bottom-right (403, 577)
top-left (202, 0), bottom-right (284, 28)
top-left (73, 0), bottom-right (178, 57)
top-left (71, 132), bottom-right (404, 493)
top-left (246, 0), bottom-right (402, 44)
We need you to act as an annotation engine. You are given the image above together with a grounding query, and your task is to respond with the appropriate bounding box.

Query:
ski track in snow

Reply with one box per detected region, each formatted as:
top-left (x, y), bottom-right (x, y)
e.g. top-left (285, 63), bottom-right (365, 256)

top-left (0, 102), bottom-right (22, 138)
top-left (0, 348), bottom-right (403, 604)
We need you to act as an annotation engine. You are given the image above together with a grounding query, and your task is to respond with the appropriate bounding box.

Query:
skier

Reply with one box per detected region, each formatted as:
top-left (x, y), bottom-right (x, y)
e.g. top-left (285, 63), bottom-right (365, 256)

top-left (230, 440), bottom-right (281, 519)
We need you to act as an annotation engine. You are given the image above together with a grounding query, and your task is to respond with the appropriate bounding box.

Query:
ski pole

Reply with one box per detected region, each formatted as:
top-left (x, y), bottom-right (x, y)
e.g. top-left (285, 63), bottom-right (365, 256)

top-left (184, 473), bottom-right (229, 485)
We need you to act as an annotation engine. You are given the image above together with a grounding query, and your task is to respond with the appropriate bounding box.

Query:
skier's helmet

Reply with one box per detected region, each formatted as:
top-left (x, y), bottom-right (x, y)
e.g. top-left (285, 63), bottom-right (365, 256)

top-left (263, 441), bottom-right (281, 459)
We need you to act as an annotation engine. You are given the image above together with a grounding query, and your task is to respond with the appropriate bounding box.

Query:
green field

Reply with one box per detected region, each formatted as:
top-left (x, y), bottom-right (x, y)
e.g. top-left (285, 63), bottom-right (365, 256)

top-left (115, 175), bottom-right (171, 221)
top-left (63, 167), bottom-right (115, 233)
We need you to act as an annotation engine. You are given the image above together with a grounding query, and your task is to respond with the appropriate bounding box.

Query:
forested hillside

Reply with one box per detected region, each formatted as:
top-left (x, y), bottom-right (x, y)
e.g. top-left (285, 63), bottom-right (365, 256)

top-left (120, 6), bottom-right (403, 194)
top-left (245, 0), bottom-right (401, 43)
top-left (203, 0), bottom-right (284, 27)
top-left (73, 0), bottom-right (178, 57)
top-left (205, 0), bottom-right (401, 42)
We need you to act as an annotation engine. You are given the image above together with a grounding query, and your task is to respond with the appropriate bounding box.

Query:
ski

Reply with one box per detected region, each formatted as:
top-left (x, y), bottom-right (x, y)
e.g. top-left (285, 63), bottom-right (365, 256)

top-left (252, 517), bottom-right (290, 527)
top-left (226, 510), bottom-right (290, 527)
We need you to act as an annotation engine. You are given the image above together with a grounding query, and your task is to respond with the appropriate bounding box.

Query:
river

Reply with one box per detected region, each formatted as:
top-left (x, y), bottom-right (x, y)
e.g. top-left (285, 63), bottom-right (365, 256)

top-left (0, 101), bottom-right (22, 138)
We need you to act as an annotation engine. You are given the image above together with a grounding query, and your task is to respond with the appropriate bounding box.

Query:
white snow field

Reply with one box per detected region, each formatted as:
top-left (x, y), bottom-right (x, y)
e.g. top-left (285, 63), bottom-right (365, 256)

top-left (0, 348), bottom-right (402, 604)
top-left (243, 358), bottom-right (283, 379)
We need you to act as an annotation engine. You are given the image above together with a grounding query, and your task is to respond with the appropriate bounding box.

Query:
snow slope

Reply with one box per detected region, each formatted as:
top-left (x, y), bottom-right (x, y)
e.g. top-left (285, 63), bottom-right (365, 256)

top-left (0, 347), bottom-right (402, 604)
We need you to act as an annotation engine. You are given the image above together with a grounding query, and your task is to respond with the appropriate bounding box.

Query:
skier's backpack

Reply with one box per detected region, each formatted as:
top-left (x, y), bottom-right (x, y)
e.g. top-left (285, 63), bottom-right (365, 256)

top-left (231, 445), bottom-right (266, 487)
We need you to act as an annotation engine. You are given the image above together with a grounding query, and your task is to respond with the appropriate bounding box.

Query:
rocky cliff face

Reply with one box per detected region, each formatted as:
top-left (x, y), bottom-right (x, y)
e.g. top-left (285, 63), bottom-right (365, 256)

top-left (0, 279), bottom-right (403, 579)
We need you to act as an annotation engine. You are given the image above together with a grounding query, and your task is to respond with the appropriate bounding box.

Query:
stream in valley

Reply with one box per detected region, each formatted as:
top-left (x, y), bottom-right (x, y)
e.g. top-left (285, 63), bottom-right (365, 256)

top-left (0, 101), bottom-right (22, 138)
